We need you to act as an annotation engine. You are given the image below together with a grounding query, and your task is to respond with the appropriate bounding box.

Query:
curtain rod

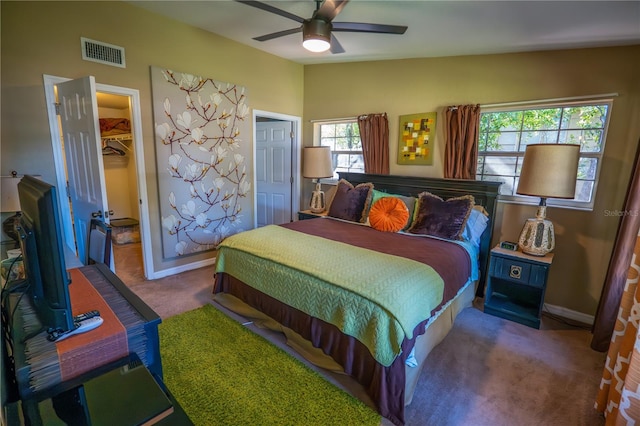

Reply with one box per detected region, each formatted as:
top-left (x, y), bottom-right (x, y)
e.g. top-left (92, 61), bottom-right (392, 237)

top-left (311, 93), bottom-right (620, 120)
top-left (310, 113), bottom-right (386, 123)
top-left (309, 116), bottom-right (357, 123)
top-left (480, 93), bottom-right (619, 109)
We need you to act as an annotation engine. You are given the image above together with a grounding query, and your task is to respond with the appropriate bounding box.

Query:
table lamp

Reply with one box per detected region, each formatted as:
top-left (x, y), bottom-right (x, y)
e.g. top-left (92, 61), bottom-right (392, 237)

top-left (516, 144), bottom-right (580, 256)
top-left (302, 147), bottom-right (334, 213)
top-left (1, 171), bottom-right (22, 245)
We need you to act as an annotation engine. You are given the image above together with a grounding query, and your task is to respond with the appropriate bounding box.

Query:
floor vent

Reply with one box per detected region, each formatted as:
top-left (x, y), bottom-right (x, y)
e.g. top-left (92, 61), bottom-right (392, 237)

top-left (81, 37), bottom-right (126, 68)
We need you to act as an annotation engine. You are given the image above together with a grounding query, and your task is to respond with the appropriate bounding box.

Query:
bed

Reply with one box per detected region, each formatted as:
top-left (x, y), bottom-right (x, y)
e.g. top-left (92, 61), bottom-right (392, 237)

top-left (213, 172), bottom-right (501, 425)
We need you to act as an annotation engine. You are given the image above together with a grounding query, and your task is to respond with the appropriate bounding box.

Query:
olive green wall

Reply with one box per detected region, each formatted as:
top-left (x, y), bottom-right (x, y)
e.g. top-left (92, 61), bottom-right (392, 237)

top-left (3, 1), bottom-right (639, 316)
top-left (1, 1), bottom-right (304, 273)
top-left (303, 46), bottom-right (640, 316)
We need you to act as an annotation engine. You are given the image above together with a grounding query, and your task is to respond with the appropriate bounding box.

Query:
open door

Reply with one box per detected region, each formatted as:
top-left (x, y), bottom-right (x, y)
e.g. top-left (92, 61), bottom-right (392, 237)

top-left (56, 76), bottom-right (110, 265)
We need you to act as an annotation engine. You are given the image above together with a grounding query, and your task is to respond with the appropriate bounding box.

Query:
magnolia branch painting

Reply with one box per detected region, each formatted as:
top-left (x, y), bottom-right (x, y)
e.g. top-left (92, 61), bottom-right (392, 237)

top-left (151, 66), bottom-right (251, 258)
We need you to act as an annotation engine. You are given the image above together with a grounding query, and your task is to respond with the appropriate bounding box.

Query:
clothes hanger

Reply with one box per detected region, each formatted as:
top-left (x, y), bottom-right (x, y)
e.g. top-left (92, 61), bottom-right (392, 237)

top-left (102, 142), bottom-right (126, 156)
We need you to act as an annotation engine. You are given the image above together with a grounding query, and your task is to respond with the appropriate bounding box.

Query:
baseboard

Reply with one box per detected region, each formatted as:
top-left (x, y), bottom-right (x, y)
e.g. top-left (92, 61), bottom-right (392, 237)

top-left (543, 303), bottom-right (594, 325)
top-left (148, 257), bottom-right (216, 280)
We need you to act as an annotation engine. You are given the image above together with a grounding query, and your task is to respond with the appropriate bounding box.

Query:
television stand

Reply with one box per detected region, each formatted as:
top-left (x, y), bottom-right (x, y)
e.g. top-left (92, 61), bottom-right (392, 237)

top-left (4, 354), bottom-right (192, 425)
top-left (4, 264), bottom-right (168, 404)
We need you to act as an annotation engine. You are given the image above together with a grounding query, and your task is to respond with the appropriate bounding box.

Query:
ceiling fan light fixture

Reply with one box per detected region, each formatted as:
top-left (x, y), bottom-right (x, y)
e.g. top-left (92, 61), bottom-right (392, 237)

top-left (302, 19), bottom-right (331, 53)
top-left (303, 38), bottom-right (330, 53)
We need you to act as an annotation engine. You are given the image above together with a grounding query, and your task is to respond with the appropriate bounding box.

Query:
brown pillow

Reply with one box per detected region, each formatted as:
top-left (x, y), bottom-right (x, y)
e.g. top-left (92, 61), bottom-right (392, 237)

top-left (328, 179), bottom-right (374, 223)
top-left (408, 192), bottom-right (474, 240)
top-left (368, 197), bottom-right (410, 232)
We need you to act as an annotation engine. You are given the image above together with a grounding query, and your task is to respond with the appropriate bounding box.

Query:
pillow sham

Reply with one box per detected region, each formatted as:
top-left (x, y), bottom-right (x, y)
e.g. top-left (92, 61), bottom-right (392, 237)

top-left (366, 189), bottom-right (416, 230)
top-left (462, 206), bottom-right (490, 246)
top-left (327, 179), bottom-right (374, 223)
top-left (368, 197), bottom-right (410, 232)
top-left (408, 192), bottom-right (474, 240)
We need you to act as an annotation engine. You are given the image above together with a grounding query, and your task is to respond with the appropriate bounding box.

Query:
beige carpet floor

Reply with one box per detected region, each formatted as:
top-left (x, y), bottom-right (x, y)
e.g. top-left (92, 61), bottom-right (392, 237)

top-left (113, 243), bottom-right (607, 426)
top-left (113, 242), bottom-right (214, 318)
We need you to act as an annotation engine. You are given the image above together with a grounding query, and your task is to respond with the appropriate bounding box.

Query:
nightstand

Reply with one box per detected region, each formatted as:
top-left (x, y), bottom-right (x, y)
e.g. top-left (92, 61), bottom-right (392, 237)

top-left (297, 210), bottom-right (328, 220)
top-left (483, 246), bottom-right (554, 329)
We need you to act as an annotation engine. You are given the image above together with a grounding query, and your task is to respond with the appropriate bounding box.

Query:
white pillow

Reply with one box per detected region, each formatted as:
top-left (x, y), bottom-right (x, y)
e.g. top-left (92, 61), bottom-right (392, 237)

top-left (462, 207), bottom-right (489, 246)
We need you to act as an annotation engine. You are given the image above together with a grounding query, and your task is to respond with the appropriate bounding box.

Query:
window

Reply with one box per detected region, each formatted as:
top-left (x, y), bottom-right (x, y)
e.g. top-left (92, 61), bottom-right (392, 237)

top-left (476, 100), bottom-right (612, 210)
top-left (315, 120), bottom-right (363, 179)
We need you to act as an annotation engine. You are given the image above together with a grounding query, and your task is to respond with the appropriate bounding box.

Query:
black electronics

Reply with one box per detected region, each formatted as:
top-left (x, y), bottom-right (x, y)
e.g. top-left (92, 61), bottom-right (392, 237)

top-left (73, 310), bottom-right (101, 323)
top-left (15, 175), bottom-right (74, 333)
top-left (500, 241), bottom-right (519, 251)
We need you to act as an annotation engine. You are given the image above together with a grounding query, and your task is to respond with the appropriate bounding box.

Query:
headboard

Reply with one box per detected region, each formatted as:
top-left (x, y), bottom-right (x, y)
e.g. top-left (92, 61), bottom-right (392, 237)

top-left (339, 172), bottom-right (502, 296)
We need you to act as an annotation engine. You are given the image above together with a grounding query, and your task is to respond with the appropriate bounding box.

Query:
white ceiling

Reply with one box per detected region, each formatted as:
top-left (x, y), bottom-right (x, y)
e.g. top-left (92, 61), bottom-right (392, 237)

top-left (130, 0), bottom-right (640, 65)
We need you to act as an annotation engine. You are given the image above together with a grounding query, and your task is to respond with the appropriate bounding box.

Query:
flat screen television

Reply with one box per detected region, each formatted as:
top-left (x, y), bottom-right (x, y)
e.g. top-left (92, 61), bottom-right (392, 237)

top-left (15, 175), bottom-right (74, 333)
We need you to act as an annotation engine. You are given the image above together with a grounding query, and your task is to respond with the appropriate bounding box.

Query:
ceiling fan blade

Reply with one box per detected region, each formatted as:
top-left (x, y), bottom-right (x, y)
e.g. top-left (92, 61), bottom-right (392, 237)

top-left (235, 0), bottom-right (305, 24)
top-left (314, 0), bottom-right (349, 22)
top-left (253, 27), bottom-right (302, 42)
top-left (333, 22), bottom-right (407, 34)
top-left (330, 34), bottom-right (345, 54)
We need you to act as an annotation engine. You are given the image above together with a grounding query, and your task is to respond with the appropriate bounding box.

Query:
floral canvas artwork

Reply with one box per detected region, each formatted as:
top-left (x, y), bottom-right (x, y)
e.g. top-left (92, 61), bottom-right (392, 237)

top-left (151, 66), bottom-right (251, 259)
top-left (397, 112), bottom-right (436, 165)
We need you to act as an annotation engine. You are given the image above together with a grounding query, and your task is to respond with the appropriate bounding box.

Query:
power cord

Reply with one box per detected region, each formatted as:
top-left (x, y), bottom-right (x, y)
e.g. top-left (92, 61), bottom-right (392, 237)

top-left (1, 301), bottom-right (19, 403)
top-left (1, 256), bottom-right (26, 403)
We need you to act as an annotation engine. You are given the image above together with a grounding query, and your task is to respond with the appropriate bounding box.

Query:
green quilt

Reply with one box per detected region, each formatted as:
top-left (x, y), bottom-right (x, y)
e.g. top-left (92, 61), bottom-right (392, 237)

top-left (215, 225), bottom-right (444, 366)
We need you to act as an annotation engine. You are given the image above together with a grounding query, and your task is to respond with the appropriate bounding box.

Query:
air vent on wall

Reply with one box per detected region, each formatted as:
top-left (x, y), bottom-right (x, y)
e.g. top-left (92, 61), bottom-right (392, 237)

top-left (81, 37), bottom-right (126, 68)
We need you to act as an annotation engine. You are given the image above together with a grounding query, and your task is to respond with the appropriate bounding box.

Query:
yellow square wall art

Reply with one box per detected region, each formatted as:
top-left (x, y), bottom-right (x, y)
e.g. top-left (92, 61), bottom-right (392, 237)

top-left (397, 112), bottom-right (436, 165)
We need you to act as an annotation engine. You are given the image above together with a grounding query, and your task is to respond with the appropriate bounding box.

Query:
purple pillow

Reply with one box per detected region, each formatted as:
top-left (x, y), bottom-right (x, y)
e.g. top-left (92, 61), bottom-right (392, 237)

top-left (328, 179), bottom-right (374, 223)
top-left (408, 192), bottom-right (474, 240)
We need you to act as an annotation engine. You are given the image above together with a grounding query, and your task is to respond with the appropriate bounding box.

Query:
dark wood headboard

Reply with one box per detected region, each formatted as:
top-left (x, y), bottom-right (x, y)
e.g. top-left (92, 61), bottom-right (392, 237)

top-left (339, 172), bottom-right (502, 296)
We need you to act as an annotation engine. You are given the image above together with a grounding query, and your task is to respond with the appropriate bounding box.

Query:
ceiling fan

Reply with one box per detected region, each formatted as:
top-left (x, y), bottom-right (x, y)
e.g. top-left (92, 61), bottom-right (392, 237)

top-left (235, 0), bottom-right (408, 54)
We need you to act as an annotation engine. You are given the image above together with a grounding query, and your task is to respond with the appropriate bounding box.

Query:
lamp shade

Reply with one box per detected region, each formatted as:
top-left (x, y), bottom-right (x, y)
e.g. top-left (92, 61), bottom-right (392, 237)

top-left (302, 147), bottom-right (333, 179)
top-left (1, 175), bottom-right (22, 212)
top-left (517, 144), bottom-right (580, 199)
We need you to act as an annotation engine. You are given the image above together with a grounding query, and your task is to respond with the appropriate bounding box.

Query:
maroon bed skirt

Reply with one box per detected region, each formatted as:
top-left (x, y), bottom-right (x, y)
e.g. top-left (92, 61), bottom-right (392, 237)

top-left (213, 272), bottom-right (425, 425)
top-left (212, 219), bottom-right (473, 424)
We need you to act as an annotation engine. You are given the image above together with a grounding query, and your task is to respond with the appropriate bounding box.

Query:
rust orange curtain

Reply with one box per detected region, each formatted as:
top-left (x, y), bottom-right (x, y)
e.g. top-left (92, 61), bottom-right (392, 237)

top-left (595, 226), bottom-right (640, 423)
top-left (358, 113), bottom-right (389, 175)
top-left (444, 104), bottom-right (481, 179)
top-left (593, 142), bottom-right (640, 351)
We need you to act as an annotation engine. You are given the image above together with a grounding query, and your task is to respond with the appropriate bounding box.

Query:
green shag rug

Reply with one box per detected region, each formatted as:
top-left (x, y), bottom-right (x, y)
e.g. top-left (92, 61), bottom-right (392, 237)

top-left (159, 304), bottom-right (381, 426)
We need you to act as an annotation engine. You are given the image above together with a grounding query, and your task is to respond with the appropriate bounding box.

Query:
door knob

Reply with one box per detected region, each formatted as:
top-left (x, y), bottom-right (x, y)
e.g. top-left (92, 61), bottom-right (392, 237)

top-left (105, 210), bottom-right (115, 218)
top-left (91, 210), bottom-right (103, 218)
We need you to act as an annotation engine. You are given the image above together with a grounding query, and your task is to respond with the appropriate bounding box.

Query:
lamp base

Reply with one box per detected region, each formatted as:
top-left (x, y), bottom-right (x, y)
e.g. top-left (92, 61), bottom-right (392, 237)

top-left (518, 216), bottom-right (555, 256)
top-left (2, 212), bottom-right (21, 248)
top-left (309, 182), bottom-right (326, 213)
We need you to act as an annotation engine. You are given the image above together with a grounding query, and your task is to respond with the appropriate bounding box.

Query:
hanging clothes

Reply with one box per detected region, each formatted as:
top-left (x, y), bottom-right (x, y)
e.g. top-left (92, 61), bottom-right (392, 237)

top-left (102, 143), bottom-right (126, 156)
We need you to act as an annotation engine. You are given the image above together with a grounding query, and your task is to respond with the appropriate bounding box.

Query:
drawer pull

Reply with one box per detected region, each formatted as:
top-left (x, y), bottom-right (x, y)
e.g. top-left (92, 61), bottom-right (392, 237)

top-left (510, 265), bottom-right (522, 279)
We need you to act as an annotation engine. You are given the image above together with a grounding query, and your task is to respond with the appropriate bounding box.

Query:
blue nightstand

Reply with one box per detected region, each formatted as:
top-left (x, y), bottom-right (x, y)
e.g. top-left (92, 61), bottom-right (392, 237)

top-left (483, 246), bottom-right (554, 329)
top-left (297, 210), bottom-right (328, 220)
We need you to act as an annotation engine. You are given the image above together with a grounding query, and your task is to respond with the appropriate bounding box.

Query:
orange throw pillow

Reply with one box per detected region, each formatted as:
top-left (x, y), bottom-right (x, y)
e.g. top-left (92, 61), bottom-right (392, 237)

top-left (368, 197), bottom-right (410, 232)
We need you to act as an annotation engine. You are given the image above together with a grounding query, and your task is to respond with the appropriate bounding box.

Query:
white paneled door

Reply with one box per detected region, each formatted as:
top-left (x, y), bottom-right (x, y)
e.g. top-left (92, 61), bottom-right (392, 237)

top-left (255, 120), bottom-right (293, 227)
top-left (56, 76), bottom-right (110, 265)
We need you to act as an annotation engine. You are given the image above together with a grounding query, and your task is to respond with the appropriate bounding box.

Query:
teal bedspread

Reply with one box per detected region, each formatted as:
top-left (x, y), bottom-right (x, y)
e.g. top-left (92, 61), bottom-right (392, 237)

top-left (215, 225), bottom-right (444, 366)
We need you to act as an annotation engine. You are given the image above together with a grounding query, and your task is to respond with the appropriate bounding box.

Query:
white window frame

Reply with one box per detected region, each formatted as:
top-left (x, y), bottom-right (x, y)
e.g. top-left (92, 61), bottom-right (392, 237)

top-left (477, 99), bottom-right (613, 211)
top-left (313, 119), bottom-right (364, 182)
